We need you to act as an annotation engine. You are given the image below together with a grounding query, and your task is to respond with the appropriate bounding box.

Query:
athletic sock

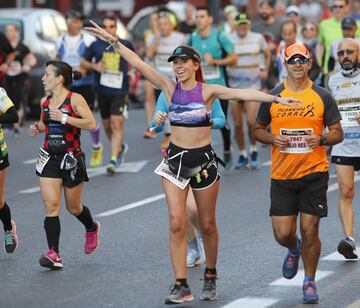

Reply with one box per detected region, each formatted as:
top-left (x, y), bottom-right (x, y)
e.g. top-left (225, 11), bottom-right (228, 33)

top-left (44, 216), bottom-right (60, 253)
top-left (176, 278), bottom-right (188, 288)
top-left (0, 202), bottom-right (12, 231)
top-left (250, 144), bottom-right (258, 153)
top-left (90, 124), bottom-right (100, 147)
top-left (304, 276), bottom-right (315, 283)
top-left (204, 267), bottom-right (217, 276)
top-left (76, 205), bottom-right (96, 231)
top-left (110, 156), bottom-right (117, 162)
top-left (240, 150), bottom-right (247, 157)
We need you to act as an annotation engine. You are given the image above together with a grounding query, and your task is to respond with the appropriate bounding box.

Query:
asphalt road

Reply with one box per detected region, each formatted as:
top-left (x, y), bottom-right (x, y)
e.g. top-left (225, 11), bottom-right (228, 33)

top-left (1, 108), bottom-right (360, 308)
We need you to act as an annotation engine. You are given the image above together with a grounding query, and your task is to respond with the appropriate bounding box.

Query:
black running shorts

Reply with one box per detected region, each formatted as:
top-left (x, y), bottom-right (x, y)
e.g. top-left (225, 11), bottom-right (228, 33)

top-left (167, 143), bottom-right (220, 190)
top-left (270, 172), bottom-right (329, 217)
top-left (98, 93), bottom-right (128, 119)
top-left (331, 156), bottom-right (360, 171)
top-left (36, 152), bottom-right (89, 188)
top-left (0, 154), bottom-right (9, 171)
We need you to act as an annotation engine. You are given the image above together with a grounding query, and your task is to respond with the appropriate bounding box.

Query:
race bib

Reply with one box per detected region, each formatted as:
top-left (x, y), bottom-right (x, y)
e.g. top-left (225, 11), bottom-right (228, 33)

top-left (36, 148), bottom-right (50, 174)
top-left (7, 61), bottom-right (22, 76)
top-left (154, 159), bottom-right (190, 190)
top-left (338, 105), bottom-right (360, 128)
top-left (203, 64), bottom-right (220, 80)
top-left (100, 71), bottom-right (124, 89)
top-left (280, 128), bottom-right (313, 154)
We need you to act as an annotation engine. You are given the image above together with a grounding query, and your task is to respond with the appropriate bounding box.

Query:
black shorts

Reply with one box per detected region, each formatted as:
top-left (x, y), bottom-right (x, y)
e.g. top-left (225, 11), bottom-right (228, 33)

top-left (331, 156), bottom-right (360, 171)
top-left (70, 85), bottom-right (95, 111)
top-left (167, 143), bottom-right (220, 190)
top-left (270, 172), bottom-right (329, 217)
top-left (5, 75), bottom-right (26, 109)
top-left (0, 154), bottom-right (9, 170)
top-left (36, 152), bottom-right (89, 188)
top-left (98, 93), bottom-right (128, 119)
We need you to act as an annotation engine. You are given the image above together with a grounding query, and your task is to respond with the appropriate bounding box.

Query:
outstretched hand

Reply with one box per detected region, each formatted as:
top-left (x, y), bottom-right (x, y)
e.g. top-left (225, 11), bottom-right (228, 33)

top-left (84, 20), bottom-right (116, 43)
top-left (276, 96), bottom-right (302, 108)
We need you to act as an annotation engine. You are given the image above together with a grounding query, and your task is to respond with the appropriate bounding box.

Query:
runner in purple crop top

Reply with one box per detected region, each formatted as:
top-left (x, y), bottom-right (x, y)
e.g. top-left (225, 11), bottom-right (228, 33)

top-left (86, 21), bottom-right (300, 305)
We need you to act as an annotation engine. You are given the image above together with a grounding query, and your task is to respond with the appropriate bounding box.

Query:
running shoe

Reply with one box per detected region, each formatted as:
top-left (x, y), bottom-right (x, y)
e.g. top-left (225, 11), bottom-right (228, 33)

top-left (117, 143), bottom-right (128, 165)
top-left (143, 129), bottom-right (156, 139)
top-left (235, 154), bottom-right (248, 169)
top-left (282, 239), bottom-right (301, 279)
top-left (84, 221), bottom-right (100, 254)
top-left (223, 151), bottom-right (233, 169)
top-left (249, 151), bottom-right (259, 169)
top-left (90, 143), bottom-right (103, 167)
top-left (164, 283), bottom-right (193, 304)
top-left (337, 237), bottom-right (358, 260)
top-left (187, 248), bottom-right (201, 268)
top-left (200, 276), bottom-right (217, 301)
top-left (106, 160), bottom-right (117, 175)
top-left (302, 281), bottom-right (319, 304)
top-left (4, 220), bottom-right (18, 253)
top-left (39, 248), bottom-right (63, 270)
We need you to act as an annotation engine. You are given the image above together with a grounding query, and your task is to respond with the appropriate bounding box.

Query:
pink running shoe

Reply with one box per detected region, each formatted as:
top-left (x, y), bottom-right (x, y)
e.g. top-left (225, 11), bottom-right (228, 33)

top-left (39, 248), bottom-right (63, 270)
top-left (84, 221), bottom-right (100, 254)
top-left (4, 220), bottom-right (18, 253)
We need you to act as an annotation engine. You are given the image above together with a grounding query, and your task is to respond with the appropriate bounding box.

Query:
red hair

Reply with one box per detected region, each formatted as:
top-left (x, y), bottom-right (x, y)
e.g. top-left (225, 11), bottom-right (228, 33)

top-left (194, 61), bottom-right (205, 83)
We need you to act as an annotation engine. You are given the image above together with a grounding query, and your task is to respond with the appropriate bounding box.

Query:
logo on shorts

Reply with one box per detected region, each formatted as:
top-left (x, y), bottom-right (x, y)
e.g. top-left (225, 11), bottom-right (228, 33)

top-left (318, 204), bottom-right (324, 210)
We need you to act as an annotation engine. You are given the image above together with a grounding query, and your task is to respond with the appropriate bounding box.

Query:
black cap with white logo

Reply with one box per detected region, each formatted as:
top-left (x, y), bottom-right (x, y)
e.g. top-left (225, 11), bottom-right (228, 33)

top-left (167, 46), bottom-right (201, 63)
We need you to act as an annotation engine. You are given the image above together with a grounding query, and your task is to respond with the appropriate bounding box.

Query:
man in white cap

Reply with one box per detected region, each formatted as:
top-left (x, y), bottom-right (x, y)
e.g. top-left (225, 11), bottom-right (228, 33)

top-left (286, 5), bottom-right (303, 42)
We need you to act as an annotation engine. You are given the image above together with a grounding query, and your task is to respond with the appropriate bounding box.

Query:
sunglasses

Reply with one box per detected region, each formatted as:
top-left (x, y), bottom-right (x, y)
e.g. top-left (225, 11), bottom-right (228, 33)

top-left (303, 27), bottom-right (316, 31)
top-left (101, 24), bottom-right (116, 29)
top-left (286, 57), bottom-right (309, 65)
top-left (337, 49), bottom-right (358, 57)
top-left (331, 5), bottom-right (345, 9)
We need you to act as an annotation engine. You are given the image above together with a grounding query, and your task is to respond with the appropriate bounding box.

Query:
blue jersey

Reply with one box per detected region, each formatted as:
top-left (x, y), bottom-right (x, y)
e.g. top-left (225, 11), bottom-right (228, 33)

top-left (188, 28), bottom-right (234, 86)
top-left (83, 38), bottom-right (134, 96)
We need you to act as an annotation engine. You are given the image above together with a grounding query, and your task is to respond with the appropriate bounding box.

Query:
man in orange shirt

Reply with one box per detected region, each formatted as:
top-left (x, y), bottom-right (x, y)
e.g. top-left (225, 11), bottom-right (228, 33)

top-left (254, 43), bottom-right (343, 304)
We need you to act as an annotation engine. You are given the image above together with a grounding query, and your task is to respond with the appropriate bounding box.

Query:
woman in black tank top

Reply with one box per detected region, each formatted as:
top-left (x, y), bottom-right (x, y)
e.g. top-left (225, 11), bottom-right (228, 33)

top-left (28, 61), bottom-right (100, 270)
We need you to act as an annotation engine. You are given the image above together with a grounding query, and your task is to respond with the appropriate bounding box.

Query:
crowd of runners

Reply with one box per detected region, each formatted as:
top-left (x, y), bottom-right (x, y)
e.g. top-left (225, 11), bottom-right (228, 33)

top-left (0, 0), bottom-right (360, 305)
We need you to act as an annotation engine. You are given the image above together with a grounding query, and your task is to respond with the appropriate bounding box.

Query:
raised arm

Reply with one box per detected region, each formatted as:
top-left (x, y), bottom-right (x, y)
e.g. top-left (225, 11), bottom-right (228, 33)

top-left (85, 20), bottom-right (174, 96)
top-left (205, 83), bottom-right (300, 106)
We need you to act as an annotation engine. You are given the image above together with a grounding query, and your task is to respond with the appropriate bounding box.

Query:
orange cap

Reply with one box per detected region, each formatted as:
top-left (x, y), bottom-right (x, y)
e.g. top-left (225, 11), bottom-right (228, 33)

top-left (284, 43), bottom-right (310, 61)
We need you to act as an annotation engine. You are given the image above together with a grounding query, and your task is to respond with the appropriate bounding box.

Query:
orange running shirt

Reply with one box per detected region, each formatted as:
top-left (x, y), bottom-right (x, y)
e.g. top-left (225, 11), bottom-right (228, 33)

top-left (257, 81), bottom-right (341, 180)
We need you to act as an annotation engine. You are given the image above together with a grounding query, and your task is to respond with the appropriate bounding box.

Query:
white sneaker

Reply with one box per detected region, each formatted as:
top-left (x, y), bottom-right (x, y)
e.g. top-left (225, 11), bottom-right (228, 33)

top-left (187, 248), bottom-right (201, 268)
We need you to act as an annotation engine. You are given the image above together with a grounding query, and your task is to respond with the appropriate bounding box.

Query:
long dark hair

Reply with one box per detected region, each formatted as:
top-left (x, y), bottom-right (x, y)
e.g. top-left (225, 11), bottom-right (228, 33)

top-left (45, 60), bottom-right (81, 89)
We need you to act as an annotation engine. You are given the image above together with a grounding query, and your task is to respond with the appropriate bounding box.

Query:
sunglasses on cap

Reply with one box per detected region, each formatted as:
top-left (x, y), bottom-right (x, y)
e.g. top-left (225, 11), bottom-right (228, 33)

top-left (286, 57), bottom-right (309, 65)
top-left (337, 49), bottom-right (358, 57)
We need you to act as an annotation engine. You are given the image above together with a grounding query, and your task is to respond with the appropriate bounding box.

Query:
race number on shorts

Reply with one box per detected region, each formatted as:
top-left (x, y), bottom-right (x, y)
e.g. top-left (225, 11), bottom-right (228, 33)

top-left (154, 159), bottom-right (190, 190)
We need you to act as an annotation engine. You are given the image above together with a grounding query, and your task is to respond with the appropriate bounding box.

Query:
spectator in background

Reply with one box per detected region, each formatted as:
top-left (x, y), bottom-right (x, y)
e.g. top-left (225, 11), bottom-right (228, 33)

top-left (261, 32), bottom-right (279, 91)
top-left (286, 5), bottom-right (303, 42)
top-left (328, 17), bottom-right (360, 74)
top-left (0, 32), bottom-right (15, 87)
top-left (5, 24), bottom-right (36, 136)
top-left (302, 21), bottom-right (320, 54)
top-left (318, 0), bottom-right (351, 81)
top-left (221, 4), bottom-right (239, 35)
top-left (252, 0), bottom-right (282, 44)
top-left (179, 3), bottom-right (196, 35)
top-left (299, 0), bottom-right (323, 22)
top-left (351, 0), bottom-right (360, 20)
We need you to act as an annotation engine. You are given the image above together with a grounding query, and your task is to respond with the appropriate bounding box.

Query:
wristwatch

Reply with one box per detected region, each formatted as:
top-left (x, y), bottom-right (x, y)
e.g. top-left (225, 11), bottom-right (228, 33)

top-left (319, 135), bottom-right (327, 146)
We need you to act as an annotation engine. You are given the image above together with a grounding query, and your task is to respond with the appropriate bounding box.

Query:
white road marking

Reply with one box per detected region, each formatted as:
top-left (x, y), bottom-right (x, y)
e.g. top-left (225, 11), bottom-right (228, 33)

top-left (18, 160), bottom-right (149, 194)
top-left (262, 160), bottom-right (271, 166)
top-left (348, 298), bottom-right (360, 308)
top-left (321, 248), bottom-right (360, 261)
top-left (96, 193), bottom-right (165, 217)
top-left (23, 158), bottom-right (37, 165)
top-left (222, 298), bottom-right (278, 308)
top-left (269, 270), bottom-right (333, 286)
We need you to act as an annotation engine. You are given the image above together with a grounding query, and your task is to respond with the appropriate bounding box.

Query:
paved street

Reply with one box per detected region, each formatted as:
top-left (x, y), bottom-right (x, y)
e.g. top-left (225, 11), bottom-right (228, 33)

top-left (1, 108), bottom-right (360, 308)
